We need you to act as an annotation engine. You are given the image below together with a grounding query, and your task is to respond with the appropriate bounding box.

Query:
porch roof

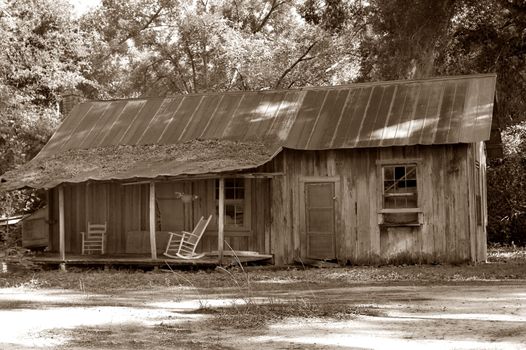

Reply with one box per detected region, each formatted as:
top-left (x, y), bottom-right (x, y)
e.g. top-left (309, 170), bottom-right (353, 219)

top-left (0, 140), bottom-right (277, 190)
top-left (0, 74), bottom-right (496, 190)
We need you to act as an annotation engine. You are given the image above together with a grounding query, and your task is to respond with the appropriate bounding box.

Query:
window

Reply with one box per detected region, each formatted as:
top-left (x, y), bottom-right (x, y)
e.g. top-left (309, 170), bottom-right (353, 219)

top-left (378, 161), bottom-right (421, 225)
top-left (215, 178), bottom-right (246, 228)
top-left (382, 164), bottom-right (418, 209)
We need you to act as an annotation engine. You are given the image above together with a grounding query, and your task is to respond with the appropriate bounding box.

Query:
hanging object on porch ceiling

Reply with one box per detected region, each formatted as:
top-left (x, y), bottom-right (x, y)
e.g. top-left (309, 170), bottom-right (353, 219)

top-left (174, 191), bottom-right (199, 203)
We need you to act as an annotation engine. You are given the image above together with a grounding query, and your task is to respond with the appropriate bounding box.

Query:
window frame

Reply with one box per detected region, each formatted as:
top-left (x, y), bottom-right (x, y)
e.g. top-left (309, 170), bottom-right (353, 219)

top-left (213, 177), bottom-right (251, 231)
top-left (376, 159), bottom-right (423, 225)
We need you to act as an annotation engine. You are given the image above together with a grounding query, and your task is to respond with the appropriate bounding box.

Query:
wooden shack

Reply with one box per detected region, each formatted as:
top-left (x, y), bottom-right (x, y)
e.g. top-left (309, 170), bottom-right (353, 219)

top-left (0, 74), bottom-right (496, 265)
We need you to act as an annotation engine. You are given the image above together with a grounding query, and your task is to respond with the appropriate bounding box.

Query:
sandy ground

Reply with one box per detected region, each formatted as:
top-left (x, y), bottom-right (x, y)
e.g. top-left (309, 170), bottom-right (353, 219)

top-left (0, 280), bottom-right (525, 349)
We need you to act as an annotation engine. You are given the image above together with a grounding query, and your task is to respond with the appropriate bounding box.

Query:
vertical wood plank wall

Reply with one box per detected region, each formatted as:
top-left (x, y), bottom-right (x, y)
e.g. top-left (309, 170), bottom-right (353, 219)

top-left (267, 145), bottom-right (484, 265)
top-left (46, 144), bottom-right (485, 265)
top-left (48, 179), bottom-right (271, 255)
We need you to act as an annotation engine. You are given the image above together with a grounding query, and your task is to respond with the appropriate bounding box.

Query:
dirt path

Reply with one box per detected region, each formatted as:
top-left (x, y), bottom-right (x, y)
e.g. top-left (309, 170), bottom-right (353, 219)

top-left (1, 280), bottom-right (525, 349)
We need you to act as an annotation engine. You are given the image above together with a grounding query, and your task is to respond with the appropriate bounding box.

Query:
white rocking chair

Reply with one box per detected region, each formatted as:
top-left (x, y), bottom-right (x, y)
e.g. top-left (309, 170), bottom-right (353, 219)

top-left (164, 215), bottom-right (212, 259)
top-left (81, 222), bottom-right (107, 255)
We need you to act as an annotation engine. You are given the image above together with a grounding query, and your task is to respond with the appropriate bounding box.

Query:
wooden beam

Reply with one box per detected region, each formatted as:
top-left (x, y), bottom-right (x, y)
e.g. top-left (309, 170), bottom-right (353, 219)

top-left (120, 173), bottom-right (285, 186)
top-left (218, 177), bottom-right (225, 265)
top-left (149, 181), bottom-right (157, 260)
top-left (58, 186), bottom-right (65, 261)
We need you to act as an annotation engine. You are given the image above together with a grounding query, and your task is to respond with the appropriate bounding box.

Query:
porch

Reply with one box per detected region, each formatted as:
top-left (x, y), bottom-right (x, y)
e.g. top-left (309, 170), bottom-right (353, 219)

top-left (26, 251), bottom-right (273, 269)
top-left (46, 175), bottom-right (276, 265)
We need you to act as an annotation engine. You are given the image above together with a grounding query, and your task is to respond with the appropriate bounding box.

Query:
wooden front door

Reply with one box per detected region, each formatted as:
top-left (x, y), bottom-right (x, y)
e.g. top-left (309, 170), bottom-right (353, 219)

top-left (301, 179), bottom-right (338, 260)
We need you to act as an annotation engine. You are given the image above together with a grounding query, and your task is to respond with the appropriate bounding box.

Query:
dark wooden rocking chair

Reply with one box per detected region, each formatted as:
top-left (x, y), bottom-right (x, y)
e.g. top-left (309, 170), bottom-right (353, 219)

top-left (163, 215), bottom-right (212, 259)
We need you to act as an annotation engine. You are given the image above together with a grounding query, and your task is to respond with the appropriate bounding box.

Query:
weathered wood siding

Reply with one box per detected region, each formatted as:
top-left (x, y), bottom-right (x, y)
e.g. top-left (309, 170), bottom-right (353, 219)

top-left (46, 144), bottom-right (485, 265)
top-left (48, 179), bottom-right (271, 255)
top-left (266, 145), bottom-right (485, 265)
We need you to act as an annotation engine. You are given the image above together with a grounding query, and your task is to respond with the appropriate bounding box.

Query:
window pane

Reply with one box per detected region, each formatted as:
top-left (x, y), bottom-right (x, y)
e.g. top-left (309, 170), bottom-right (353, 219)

top-left (225, 178), bottom-right (236, 188)
top-left (216, 178), bottom-right (245, 200)
top-left (382, 164), bottom-right (418, 209)
top-left (224, 204), bottom-right (243, 227)
top-left (394, 166), bottom-right (405, 180)
top-left (235, 187), bottom-right (244, 200)
top-left (215, 178), bottom-right (246, 227)
top-left (384, 167), bottom-right (394, 180)
top-left (225, 188), bottom-right (235, 200)
top-left (406, 166), bottom-right (417, 180)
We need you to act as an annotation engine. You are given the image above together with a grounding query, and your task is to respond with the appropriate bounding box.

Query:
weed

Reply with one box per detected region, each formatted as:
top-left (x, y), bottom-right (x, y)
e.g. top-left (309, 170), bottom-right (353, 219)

top-left (204, 297), bottom-right (386, 330)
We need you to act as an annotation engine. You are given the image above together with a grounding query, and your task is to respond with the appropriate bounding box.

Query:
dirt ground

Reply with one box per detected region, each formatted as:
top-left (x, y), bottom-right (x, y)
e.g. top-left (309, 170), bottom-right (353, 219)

top-left (0, 263), bottom-right (526, 350)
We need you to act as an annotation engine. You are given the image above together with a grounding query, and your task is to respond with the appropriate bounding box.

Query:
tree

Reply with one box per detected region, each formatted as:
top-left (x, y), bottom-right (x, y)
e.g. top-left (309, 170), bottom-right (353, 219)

top-left (79, 0), bottom-right (364, 98)
top-left (357, 0), bottom-right (459, 81)
top-left (0, 0), bottom-right (93, 215)
top-left (436, 0), bottom-right (526, 128)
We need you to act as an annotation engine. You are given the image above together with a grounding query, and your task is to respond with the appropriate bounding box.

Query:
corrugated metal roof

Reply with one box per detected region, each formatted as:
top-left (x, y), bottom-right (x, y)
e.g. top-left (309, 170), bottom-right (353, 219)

top-left (1, 74), bottom-right (496, 189)
top-left (36, 74), bottom-right (495, 160)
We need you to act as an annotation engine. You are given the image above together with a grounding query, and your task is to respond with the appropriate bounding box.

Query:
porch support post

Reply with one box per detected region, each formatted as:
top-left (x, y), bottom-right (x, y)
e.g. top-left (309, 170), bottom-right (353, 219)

top-left (149, 181), bottom-right (157, 260)
top-left (58, 185), bottom-right (65, 261)
top-left (218, 177), bottom-right (225, 265)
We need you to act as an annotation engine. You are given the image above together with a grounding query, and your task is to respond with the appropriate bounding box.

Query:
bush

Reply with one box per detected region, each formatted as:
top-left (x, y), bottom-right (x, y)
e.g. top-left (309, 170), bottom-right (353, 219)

top-left (487, 122), bottom-right (526, 245)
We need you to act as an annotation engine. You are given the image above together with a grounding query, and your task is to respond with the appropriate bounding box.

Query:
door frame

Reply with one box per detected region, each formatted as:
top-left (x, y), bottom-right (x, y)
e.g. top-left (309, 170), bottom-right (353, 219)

top-left (299, 176), bottom-right (341, 260)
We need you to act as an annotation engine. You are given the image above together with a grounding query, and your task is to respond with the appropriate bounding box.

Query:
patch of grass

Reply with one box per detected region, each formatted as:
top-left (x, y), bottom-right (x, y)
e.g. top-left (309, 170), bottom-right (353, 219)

top-left (2, 253), bottom-right (526, 294)
top-left (54, 324), bottom-right (236, 350)
top-left (201, 298), bottom-right (386, 329)
top-left (0, 300), bottom-right (34, 310)
top-left (486, 326), bottom-right (526, 339)
top-left (487, 244), bottom-right (526, 263)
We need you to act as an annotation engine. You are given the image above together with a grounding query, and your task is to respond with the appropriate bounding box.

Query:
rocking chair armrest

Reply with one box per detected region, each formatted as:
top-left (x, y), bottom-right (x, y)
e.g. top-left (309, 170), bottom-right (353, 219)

top-left (167, 231), bottom-right (185, 239)
top-left (182, 231), bottom-right (203, 238)
top-left (80, 231), bottom-right (85, 236)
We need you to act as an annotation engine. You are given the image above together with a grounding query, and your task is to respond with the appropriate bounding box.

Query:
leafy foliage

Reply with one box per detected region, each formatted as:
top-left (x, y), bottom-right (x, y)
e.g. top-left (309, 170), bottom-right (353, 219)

top-left (487, 123), bottom-right (526, 245)
top-left (79, 0), bottom-right (363, 97)
top-left (0, 0), bottom-right (93, 215)
top-left (357, 0), bottom-right (459, 80)
top-left (436, 0), bottom-right (526, 128)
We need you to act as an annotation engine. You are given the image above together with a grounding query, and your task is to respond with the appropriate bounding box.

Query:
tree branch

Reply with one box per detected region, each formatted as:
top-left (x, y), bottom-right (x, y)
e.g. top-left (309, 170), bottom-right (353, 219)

top-left (118, 5), bottom-right (165, 47)
top-left (253, 0), bottom-right (286, 34)
top-left (98, 5), bottom-right (165, 62)
top-left (184, 41), bottom-right (198, 93)
top-left (274, 41), bottom-right (317, 89)
top-left (165, 52), bottom-right (191, 94)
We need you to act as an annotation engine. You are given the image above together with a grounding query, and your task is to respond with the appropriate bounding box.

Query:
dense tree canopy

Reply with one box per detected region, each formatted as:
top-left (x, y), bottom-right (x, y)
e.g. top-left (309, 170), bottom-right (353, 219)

top-left (79, 0), bottom-right (363, 98)
top-left (0, 0), bottom-right (93, 215)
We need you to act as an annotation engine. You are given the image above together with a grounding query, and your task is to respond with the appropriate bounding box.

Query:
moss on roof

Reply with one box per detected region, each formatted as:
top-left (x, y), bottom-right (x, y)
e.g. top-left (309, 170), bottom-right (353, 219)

top-left (0, 139), bottom-right (277, 190)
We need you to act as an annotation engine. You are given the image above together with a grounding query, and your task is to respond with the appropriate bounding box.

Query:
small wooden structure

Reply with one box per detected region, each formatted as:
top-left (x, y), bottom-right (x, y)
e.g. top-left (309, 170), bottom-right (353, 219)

top-left (0, 74), bottom-right (496, 265)
top-left (21, 208), bottom-right (48, 249)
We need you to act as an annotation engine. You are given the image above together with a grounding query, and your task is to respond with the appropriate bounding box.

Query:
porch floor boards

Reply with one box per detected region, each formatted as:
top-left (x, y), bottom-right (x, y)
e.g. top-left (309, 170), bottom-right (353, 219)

top-left (27, 252), bottom-right (273, 268)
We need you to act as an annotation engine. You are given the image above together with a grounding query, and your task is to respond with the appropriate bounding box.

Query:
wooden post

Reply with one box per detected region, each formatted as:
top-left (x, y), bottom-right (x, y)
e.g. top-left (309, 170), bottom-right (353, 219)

top-left (149, 181), bottom-right (157, 260)
top-left (218, 177), bottom-right (225, 265)
top-left (58, 185), bottom-right (65, 262)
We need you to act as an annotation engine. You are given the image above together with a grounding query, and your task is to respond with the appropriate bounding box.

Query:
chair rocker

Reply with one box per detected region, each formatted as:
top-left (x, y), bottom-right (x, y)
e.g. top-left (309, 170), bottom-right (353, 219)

top-left (164, 215), bottom-right (212, 259)
top-left (81, 222), bottom-right (107, 255)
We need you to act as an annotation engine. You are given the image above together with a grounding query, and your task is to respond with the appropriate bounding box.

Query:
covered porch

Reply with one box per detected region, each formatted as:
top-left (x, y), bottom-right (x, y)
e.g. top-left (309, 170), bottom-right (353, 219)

top-left (49, 173), bottom-right (278, 266)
